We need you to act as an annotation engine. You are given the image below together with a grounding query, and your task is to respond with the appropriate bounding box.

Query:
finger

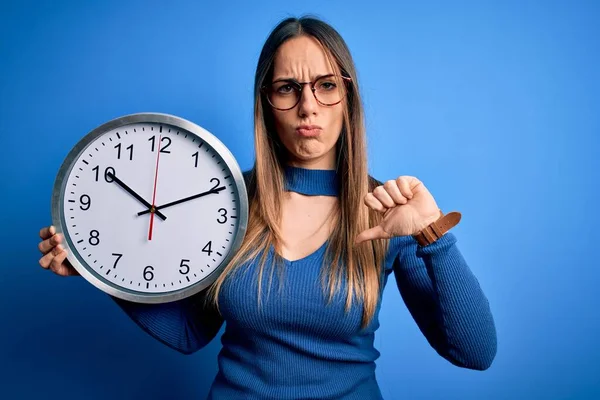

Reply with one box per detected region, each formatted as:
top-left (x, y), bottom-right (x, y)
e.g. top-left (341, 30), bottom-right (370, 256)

top-left (372, 186), bottom-right (395, 208)
top-left (383, 180), bottom-right (408, 205)
top-left (49, 247), bottom-right (70, 276)
top-left (364, 193), bottom-right (387, 213)
top-left (39, 251), bottom-right (54, 269)
top-left (39, 244), bottom-right (63, 269)
top-left (55, 253), bottom-right (78, 276)
top-left (38, 233), bottom-right (63, 255)
top-left (355, 225), bottom-right (391, 245)
top-left (396, 176), bottom-right (420, 199)
top-left (39, 225), bottom-right (55, 240)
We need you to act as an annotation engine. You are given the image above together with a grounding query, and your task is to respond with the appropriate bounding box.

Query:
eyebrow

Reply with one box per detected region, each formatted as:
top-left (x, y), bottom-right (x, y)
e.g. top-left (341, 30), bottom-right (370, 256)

top-left (271, 73), bottom-right (335, 83)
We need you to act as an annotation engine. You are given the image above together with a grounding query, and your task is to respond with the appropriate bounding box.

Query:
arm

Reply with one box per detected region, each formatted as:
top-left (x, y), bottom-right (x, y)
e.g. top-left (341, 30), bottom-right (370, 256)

top-left (392, 232), bottom-right (497, 370)
top-left (110, 289), bottom-right (224, 355)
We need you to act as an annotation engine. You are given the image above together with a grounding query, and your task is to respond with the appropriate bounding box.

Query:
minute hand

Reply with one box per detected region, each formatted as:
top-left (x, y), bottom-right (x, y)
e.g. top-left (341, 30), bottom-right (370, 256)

top-left (106, 172), bottom-right (167, 220)
top-left (137, 186), bottom-right (226, 216)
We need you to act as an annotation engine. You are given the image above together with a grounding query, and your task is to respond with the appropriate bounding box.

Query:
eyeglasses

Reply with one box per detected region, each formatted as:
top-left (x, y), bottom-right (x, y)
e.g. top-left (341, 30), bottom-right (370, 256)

top-left (261, 74), bottom-right (352, 111)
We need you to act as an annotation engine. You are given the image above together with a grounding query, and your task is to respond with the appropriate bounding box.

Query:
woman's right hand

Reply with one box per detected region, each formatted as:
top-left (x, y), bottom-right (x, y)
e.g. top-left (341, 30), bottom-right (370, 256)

top-left (38, 225), bottom-right (80, 276)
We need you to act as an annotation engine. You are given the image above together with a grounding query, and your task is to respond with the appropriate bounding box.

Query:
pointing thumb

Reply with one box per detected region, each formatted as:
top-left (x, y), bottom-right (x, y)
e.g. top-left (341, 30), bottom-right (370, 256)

top-left (355, 225), bottom-right (388, 245)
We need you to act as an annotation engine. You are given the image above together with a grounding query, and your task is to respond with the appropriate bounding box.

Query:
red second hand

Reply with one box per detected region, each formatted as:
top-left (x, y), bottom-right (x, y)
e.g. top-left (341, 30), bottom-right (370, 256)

top-left (148, 134), bottom-right (162, 241)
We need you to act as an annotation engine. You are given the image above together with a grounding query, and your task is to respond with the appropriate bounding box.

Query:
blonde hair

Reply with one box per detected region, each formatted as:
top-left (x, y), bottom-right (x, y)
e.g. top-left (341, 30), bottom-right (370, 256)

top-left (206, 17), bottom-right (388, 330)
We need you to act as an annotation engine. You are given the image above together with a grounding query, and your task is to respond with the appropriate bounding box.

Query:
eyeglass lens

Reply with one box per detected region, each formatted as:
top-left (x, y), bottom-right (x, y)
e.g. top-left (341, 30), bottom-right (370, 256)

top-left (267, 75), bottom-right (346, 109)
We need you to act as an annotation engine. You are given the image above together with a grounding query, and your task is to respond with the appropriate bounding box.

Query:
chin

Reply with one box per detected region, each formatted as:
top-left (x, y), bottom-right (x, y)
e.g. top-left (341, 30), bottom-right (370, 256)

top-left (280, 131), bottom-right (337, 165)
top-left (293, 143), bottom-right (326, 159)
top-left (289, 147), bottom-right (337, 167)
top-left (293, 153), bottom-right (323, 163)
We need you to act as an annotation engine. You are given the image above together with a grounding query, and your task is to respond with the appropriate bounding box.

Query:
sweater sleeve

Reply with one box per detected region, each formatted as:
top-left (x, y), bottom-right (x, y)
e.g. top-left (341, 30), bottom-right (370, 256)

top-left (392, 232), bottom-right (497, 370)
top-left (110, 289), bottom-right (224, 355)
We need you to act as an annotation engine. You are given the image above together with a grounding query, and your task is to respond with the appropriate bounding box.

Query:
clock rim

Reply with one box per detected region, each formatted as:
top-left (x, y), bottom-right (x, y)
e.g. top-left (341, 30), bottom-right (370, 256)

top-left (50, 112), bottom-right (249, 304)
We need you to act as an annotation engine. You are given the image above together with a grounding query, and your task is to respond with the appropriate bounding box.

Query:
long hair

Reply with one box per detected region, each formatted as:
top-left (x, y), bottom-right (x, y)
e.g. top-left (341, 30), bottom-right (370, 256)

top-left (205, 16), bottom-right (388, 330)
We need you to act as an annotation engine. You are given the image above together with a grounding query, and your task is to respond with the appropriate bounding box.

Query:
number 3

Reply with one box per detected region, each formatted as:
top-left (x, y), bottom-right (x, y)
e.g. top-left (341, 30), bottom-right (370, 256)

top-left (217, 208), bottom-right (227, 224)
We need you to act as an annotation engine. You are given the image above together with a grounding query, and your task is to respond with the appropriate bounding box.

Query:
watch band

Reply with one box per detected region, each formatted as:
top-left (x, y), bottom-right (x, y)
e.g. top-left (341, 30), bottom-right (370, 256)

top-left (412, 210), bottom-right (462, 246)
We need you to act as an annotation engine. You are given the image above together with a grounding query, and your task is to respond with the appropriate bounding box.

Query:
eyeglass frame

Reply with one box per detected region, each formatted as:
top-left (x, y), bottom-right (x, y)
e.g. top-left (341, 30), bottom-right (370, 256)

top-left (260, 74), bottom-right (353, 111)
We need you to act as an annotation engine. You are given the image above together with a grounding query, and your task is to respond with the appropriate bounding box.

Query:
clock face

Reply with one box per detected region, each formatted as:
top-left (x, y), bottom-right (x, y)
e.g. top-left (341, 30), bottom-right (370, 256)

top-left (51, 113), bottom-right (248, 304)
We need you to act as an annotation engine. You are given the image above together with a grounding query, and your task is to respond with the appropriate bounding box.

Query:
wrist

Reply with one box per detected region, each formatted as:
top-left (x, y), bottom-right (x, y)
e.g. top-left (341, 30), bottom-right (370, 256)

top-left (412, 210), bottom-right (461, 246)
top-left (414, 209), bottom-right (444, 234)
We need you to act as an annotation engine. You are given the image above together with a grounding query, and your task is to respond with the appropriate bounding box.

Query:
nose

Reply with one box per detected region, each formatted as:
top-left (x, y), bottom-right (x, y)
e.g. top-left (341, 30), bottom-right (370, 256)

top-left (297, 83), bottom-right (318, 117)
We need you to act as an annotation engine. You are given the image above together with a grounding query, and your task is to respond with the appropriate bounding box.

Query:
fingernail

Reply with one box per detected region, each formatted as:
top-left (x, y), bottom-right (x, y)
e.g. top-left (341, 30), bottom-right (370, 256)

top-left (49, 226), bottom-right (55, 235)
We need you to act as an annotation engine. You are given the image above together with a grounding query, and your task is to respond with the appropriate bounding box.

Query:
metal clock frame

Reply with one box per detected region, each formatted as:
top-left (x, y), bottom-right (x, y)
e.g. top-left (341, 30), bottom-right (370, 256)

top-left (51, 112), bottom-right (249, 304)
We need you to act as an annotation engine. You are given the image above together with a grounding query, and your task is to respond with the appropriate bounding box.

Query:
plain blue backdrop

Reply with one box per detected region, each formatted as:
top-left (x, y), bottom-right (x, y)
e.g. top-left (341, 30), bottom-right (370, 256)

top-left (2, 0), bottom-right (599, 399)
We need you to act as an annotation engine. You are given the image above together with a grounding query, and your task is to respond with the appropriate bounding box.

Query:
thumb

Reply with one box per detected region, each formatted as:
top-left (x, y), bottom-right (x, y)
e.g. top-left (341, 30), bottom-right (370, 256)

top-left (355, 225), bottom-right (389, 245)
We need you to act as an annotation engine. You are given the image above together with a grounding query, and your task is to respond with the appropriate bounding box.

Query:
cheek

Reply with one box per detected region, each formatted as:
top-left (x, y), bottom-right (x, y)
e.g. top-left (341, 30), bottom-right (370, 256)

top-left (271, 114), bottom-right (297, 154)
top-left (272, 111), bottom-right (294, 137)
top-left (326, 106), bottom-right (344, 142)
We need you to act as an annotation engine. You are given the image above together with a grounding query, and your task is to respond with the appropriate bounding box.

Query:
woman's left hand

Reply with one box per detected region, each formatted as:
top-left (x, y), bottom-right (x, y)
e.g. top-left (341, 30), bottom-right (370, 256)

top-left (355, 176), bottom-right (442, 244)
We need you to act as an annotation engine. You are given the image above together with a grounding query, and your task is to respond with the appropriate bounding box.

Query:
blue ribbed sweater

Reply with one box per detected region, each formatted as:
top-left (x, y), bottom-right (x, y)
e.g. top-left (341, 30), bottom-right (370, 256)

top-left (112, 166), bottom-right (497, 399)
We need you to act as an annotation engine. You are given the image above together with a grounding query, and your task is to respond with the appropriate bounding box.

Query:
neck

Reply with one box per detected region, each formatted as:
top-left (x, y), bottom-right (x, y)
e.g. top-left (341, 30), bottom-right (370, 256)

top-left (283, 165), bottom-right (339, 197)
top-left (286, 151), bottom-right (337, 170)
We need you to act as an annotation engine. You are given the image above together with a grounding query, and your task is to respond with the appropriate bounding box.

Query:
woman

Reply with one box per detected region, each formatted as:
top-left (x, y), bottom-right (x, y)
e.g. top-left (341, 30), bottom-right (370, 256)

top-left (37, 16), bottom-right (496, 400)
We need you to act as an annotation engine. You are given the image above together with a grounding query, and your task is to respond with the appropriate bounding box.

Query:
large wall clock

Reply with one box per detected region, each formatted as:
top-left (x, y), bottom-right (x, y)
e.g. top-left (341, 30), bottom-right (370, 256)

top-left (51, 112), bottom-right (248, 304)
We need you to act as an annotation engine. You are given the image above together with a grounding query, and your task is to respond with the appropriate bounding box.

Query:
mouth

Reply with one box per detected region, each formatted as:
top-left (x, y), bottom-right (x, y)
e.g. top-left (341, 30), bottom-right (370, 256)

top-left (296, 125), bottom-right (322, 137)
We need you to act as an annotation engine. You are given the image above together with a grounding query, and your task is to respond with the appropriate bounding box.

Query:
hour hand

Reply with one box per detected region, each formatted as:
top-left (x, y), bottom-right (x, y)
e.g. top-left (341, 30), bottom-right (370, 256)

top-left (137, 186), bottom-right (225, 216)
top-left (106, 172), bottom-right (167, 220)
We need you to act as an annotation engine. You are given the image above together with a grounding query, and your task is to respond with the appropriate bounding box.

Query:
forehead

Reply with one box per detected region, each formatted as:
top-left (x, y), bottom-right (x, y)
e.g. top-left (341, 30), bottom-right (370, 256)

top-left (272, 35), bottom-right (336, 78)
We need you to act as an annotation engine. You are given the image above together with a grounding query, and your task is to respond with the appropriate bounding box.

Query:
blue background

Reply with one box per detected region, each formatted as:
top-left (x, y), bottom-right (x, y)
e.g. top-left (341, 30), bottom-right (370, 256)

top-left (2, 0), bottom-right (599, 399)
